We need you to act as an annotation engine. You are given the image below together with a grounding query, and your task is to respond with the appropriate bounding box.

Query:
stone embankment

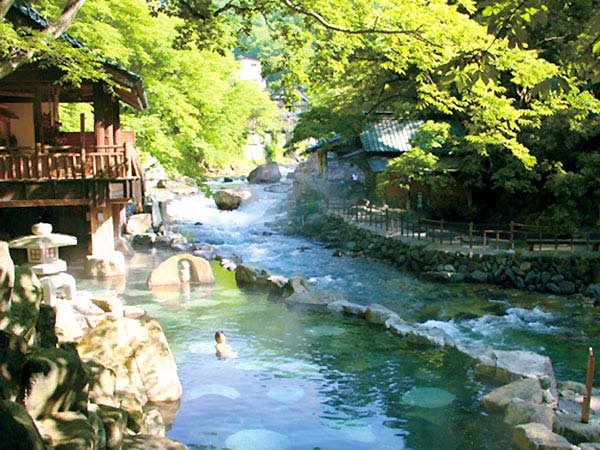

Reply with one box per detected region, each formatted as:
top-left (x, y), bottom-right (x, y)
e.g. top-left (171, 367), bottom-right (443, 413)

top-left (232, 261), bottom-right (600, 450)
top-left (300, 214), bottom-right (600, 299)
top-left (0, 248), bottom-right (186, 450)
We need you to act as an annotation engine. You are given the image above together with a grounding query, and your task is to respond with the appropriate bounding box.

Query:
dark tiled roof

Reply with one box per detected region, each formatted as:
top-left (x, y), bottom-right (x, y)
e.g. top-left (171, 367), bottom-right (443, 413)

top-left (359, 120), bottom-right (423, 154)
top-left (307, 119), bottom-right (423, 155)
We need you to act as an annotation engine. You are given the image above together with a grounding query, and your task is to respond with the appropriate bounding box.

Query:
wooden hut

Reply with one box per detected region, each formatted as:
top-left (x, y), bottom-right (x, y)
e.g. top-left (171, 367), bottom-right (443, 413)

top-left (0, 3), bottom-right (147, 263)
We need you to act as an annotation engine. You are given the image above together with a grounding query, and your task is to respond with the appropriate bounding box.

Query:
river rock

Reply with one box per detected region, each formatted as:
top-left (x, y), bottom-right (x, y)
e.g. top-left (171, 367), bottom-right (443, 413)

top-left (247, 162), bottom-right (281, 184)
top-left (0, 330), bottom-right (27, 401)
top-left (387, 319), bottom-right (456, 348)
top-left (512, 423), bottom-right (571, 450)
top-left (473, 349), bottom-right (557, 397)
top-left (580, 444), bottom-right (600, 450)
top-left (132, 233), bottom-right (157, 247)
top-left (468, 270), bottom-right (489, 283)
top-left (35, 411), bottom-right (96, 450)
top-left (122, 434), bottom-right (188, 450)
top-left (327, 300), bottom-right (367, 316)
top-left (88, 411), bottom-right (107, 450)
top-left (2, 266), bottom-right (42, 345)
top-left (0, 399), bottom-right (45, 450)
top-left (364, 303), bottom-right (400, 325)
top-left (85, 252), bottom-right (126, 278)
top-left (282, 275), bottom-right (310, 297)
top-left (85, 360), bottom-right (117, 408)
top-left (234, 265), bottom-right (272, 288)
top-left (504, 400), bottom-right (555, 428)
top-left (284, 290), bottom-right (343, 306)
top-left (147, 254), bottom-right (214, 287)
top-left (213, 189), bottom-right (243, 210)
top-left (95, 404), bottom-right (128, 450)
top-left (53, 298), bottom-right (85, 343)
top-left (126, 214), bottom-right (152, 235)
top-left (119, 389), bottom-right (144, 433)
top-left (554, 413), bottom-right (600, 445)
top-left (141, 407), bottom-right (166, 437)
top-left (35, 304), bottom-right (58, 348)
top-left (19, 346), bottom-right (88, 420)
top-left (482, 378), bottom-right (544, 412)
top-left (77, 316), bottom-right (182, 403)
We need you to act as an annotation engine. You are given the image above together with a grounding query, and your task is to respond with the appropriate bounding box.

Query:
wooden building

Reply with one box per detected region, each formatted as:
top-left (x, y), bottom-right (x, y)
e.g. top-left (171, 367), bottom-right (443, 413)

top-left (0, 3), bottom-right (147, 261)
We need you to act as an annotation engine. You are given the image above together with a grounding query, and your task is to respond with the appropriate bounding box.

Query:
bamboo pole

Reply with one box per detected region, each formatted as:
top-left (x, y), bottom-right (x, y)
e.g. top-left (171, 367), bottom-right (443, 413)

top-left (582, 347), bottom-right (595, 423)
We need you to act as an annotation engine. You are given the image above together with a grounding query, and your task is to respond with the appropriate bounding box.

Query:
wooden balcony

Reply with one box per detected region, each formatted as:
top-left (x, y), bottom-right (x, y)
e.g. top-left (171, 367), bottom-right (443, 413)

top-left (0, 133), bottom-right (144, 208)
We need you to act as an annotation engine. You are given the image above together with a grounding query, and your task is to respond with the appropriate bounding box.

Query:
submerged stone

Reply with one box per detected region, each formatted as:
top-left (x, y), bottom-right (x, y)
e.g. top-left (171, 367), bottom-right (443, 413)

top-left (401, 387), bottom-right (456, 408)
top-left (225, 429), bottom-right (291, 450)
top-left (267, 385), bottom-right (305, 404)
top-left (188, 384), bottom-right (241, 400)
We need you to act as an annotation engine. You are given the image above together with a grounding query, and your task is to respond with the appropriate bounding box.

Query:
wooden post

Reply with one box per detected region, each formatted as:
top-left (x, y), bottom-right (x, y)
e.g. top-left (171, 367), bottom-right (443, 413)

top-left (369, 203), bottom-right (373, 226)
top-left (417, 218), bottom-right (421, 240)
top-left (400, 212), bottom-right (404, 236)
top-left (510, 222), bottom-right (515, 249)
top-left (385, 206), bottom-right (389, 233)
top-left (469, 223), bottom-right (473, 249)
top-left (440, 219), bottom-right (444, 244)
top-left (581, 347), bottom-right (595, 423)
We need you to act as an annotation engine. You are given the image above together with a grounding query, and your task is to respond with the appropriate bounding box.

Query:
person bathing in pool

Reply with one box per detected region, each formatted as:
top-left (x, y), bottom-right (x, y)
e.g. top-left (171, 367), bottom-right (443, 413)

top-left (215, 330), bottom-right (237, 359)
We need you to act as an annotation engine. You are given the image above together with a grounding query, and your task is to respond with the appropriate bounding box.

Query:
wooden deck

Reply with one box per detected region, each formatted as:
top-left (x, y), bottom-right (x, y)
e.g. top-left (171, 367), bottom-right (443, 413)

top-left (0, 137), bottom-right (144, 207)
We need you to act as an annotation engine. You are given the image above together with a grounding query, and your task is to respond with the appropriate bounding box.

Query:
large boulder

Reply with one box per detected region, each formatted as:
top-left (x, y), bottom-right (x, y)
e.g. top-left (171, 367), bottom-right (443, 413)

top-left (0, 331), bottom-right (27, 401)
top-left (473, 349), bottom-right (557, 399)
top-left (364, 303), bottom-right (400, 325)
top-left (234, 265), bottom-right (273, 289)
top-left (0, 400), bottom-right (46, 450)
top-left (284, 290), bottom-right (344, 307)
top-left (147, 254), bottom-right (214, 287)
top-left (126, 213), bottom-right (152, 235)
top-left (213, 190), bottom-right (244, 211)
top-left (505, 401), bottom-right (555, 429)
top-left (85, 252), bottom-right (127, 278)
top-left (554, 413), bottom-right (600, 445)
top-left (35, 411), bottom-right (96, 450)
top-left (95, 404), bottom-right (128, 450)
top-left (85, 361), bottom-right (118, 408)
top-left (482, 378), bottom-right (544, 412)
top-left (1, 266), bottom-right (43, 345)
top-left (512, 423), bottom-right (572, 450)
top-left (19, 346), bottom-right (88, 420)
top-left (77, 316), bottom-right (182, 403)
top-left (247, 162), bottom-right (281, 184)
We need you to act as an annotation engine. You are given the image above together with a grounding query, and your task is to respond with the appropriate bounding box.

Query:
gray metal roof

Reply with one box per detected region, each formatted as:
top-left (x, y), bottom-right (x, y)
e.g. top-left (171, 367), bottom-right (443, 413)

top-left (359, 120), bottom-right (423, 154)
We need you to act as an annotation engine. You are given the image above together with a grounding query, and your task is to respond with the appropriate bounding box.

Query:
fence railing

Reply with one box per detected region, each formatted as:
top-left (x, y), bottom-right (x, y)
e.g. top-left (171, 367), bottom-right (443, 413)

top-left (0, 144), bottom-right (137, 182)
top-left (326, 200), bottom-right (600, 252)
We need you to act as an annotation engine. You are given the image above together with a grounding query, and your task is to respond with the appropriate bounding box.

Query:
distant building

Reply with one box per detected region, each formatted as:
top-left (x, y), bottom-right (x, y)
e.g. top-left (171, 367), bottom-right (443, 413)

top-left (238, 56), bottom-right (267, 89)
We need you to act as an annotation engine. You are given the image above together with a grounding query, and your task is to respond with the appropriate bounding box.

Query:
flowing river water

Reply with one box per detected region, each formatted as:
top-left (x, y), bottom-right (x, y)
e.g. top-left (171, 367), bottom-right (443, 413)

top-left (74, 174), bottom-right (599, 450)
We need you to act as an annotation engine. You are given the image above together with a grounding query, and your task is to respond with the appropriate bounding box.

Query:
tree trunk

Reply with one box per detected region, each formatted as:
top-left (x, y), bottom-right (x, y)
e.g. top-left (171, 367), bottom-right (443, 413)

top-left (0, 0), bottom-right (86, 79)
top-left (0, 0), bottom-right (16, 20)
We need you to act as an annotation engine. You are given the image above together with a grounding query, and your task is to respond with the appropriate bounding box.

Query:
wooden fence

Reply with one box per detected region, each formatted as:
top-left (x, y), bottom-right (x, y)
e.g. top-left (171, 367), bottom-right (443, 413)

top-left (326, 200), bottom-right (600, 252)
top-left (0, 143), bottom-right (135, 181)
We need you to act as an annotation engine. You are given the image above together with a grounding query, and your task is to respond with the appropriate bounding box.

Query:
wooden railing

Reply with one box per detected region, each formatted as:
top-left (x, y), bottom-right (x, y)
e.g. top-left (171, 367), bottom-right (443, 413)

top-left (326, 200), bottom-right (600, 252)
top-left (0, 144), bottom-right (138, 181)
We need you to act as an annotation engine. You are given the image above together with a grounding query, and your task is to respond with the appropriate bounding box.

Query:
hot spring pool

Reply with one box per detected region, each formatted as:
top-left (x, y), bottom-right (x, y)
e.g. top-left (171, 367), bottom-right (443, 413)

top-left (78, 253), bottom-right (512, 450)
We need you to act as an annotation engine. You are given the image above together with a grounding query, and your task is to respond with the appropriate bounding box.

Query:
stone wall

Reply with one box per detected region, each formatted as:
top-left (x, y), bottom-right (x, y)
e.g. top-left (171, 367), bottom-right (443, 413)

top-left (309, 215), bottom-right (600, 297)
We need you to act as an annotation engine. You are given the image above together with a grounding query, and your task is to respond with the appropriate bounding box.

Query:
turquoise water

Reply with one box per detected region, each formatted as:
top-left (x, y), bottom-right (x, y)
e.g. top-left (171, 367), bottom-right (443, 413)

top-left (71, 179), bottom-right (600, 449)
top-left (104, 257), bottom-right (511, 450)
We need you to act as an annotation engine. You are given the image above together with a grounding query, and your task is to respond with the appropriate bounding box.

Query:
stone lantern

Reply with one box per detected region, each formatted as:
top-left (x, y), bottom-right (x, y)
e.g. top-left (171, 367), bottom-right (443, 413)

top-left (9, 222), bottom-right (78, 305)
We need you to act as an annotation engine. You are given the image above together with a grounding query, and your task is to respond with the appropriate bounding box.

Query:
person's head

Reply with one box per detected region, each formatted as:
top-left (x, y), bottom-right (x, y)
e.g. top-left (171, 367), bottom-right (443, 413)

top-left (215, 330), bottom-right (226, 343)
